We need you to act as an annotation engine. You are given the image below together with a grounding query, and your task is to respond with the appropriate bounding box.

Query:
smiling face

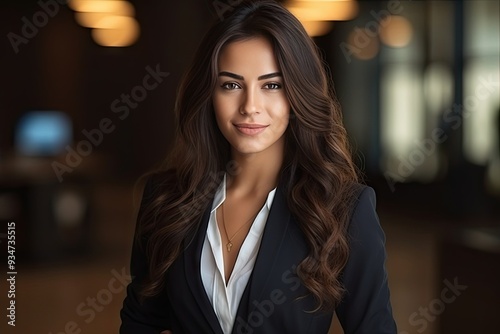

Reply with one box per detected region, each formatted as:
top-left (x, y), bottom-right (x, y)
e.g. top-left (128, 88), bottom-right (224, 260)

top-left (213, 36), bottom-right (290, 159)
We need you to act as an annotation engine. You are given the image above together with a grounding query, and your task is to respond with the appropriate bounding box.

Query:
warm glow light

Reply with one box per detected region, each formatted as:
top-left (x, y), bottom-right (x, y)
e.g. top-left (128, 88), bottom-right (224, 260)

top-left (75, 12), bottom-right (109, 27)
top-left (69, 0), bottom-right (134, 16)
top-left (347, 28), bottom-right (379, 60)
top-left (301, 21), bottom-right (333, 36)
top-left (70, 0), bottom-right (140, 47)
top-left (379, 15), bottom-right (413, 48)
top-left (91, 18), bottom-right (140, 47)
top-left (287, 0), bottom-right (358, 21)
top-left (76, 13), bottom-right (135, 29)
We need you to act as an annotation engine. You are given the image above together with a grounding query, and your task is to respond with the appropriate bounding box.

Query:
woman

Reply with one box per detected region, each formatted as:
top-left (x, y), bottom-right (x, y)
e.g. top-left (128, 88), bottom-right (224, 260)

top-left (120, 1), bottom-right (397, 333)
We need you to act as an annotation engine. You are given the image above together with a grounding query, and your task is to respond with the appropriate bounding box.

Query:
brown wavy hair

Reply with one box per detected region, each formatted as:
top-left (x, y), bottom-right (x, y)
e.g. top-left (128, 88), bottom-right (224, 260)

top-left (137, 0), bottom-right (359, 311)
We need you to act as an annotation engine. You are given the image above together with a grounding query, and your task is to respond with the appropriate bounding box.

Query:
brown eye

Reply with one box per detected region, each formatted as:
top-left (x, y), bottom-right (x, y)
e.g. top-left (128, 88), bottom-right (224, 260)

top-left (263, 83), bottom-right (282, 90)
top-left (221, 82), bottom-right (241, 90)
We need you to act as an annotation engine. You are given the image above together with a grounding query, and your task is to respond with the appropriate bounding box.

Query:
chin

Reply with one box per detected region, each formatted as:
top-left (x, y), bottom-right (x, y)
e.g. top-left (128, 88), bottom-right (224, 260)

top-left (234, 148), bottom-right (264, 155)
top-left (232, 143), bottom-right (267, 155)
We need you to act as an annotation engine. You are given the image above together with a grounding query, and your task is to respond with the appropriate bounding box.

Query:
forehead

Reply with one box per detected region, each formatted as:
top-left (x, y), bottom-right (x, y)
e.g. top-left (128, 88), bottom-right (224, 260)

top-left (217, 37), bottom-right (279, 74)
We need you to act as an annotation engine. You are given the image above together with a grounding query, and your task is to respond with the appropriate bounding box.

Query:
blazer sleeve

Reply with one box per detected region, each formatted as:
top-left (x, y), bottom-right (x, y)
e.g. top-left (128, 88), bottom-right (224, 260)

top-left (120, 178), bottom-right (173, 334)
top-left (336, 186), bottom-right (397, 333)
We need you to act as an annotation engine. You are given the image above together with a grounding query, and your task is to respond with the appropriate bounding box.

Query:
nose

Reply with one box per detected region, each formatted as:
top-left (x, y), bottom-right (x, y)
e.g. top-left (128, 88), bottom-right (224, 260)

top-left (240, 86), bottom-right (261, 115)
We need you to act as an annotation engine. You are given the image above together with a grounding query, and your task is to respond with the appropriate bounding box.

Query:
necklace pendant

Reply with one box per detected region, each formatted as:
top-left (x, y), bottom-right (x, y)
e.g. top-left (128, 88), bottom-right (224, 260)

top-left (226, 242), bottom-right (233, 252)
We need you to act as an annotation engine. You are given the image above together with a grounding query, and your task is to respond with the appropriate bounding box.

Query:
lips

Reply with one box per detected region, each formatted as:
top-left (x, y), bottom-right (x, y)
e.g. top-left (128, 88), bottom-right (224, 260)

top-left (233, 123), bottom-right (268, 135)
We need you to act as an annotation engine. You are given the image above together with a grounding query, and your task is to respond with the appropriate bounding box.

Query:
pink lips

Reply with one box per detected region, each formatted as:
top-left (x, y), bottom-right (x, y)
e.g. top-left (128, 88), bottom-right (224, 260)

top-left (234, 123), bottom-right (268, 135)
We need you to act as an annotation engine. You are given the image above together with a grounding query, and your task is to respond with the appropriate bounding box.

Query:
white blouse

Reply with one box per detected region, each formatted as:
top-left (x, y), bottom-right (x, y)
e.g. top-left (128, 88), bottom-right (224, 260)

top-left (200, 174), bottom-right (277, 334)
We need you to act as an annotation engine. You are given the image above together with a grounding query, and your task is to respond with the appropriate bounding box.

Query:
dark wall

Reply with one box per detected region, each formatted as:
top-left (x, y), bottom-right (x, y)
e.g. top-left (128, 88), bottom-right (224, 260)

top-left (0, 0), bottom-right (215, 179)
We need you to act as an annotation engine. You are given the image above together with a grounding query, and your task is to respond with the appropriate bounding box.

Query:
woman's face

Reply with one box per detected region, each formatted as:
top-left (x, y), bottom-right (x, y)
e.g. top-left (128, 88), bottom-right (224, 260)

top-left (213, 36), bottom-right (290, 157)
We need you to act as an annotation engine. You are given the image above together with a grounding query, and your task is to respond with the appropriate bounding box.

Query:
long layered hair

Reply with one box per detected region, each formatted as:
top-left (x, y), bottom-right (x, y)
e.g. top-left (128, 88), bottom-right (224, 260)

top-left (138, 0), bottom-right (359, 311)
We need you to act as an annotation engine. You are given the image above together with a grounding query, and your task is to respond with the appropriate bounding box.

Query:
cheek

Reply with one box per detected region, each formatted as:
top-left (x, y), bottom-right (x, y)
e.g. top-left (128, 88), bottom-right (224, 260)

top-left (273, 101), bottom-right (291, 129)
top-left (213, 94), bottom-right (235, 121)
top-left (213, 96), bottom-right (226, 123)
top-left (213, 100), bottom-right (236, 139)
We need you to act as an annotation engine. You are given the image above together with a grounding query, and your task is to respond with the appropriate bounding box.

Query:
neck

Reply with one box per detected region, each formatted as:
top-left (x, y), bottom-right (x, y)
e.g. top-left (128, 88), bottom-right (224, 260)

top-left (227, 143), bottom-right (284, 197)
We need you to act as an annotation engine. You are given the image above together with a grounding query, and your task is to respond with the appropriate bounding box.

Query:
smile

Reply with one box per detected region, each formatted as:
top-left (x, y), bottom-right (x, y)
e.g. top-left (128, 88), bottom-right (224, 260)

top-left (233, 123), bottom-right (269, 135)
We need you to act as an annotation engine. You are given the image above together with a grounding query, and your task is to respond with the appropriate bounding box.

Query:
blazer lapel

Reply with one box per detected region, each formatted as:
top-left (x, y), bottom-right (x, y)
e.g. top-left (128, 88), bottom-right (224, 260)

top-left (236, 186), bottom-right (291, 317)
top-left (183, 206), bottom-right (224, 334)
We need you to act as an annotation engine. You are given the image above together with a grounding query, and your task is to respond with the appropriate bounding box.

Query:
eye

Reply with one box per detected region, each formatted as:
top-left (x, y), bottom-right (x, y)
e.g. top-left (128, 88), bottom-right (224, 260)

top-left (221, 82), bottom-right (241, 90)
top-left (263, 82), bottom-right (282, 90)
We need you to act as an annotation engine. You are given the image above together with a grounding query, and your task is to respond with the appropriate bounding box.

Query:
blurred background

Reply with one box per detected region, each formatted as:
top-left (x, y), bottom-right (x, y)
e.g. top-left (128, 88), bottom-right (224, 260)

top-left (0, 0), bottom-right (499, 333)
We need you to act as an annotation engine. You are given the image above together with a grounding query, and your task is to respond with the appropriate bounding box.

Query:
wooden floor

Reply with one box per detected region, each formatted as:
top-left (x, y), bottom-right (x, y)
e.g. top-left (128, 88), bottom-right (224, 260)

top-left (1, 184), bottom-right (441, 334)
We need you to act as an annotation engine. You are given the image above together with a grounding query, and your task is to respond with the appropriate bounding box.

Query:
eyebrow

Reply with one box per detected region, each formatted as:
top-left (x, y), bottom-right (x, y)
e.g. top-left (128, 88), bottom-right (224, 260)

top-left (218, 71), bottom-right (282, 81)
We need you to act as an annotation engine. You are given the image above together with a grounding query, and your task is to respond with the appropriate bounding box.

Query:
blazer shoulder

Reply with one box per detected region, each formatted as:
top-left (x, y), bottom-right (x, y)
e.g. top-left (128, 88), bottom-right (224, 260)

top-left (345, 184), bottom-right (386, 262)
top-left (348, 184), bottom-right (378, 229)
top-left (352, 183), bottom-right (376, 208)
top-left (337, 185), bottom-right (397, 333)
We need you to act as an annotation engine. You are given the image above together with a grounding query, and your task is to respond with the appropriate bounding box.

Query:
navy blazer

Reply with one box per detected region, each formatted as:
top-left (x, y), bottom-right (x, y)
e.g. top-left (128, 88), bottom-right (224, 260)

top-left (120, 184), bottom-right (397, 334)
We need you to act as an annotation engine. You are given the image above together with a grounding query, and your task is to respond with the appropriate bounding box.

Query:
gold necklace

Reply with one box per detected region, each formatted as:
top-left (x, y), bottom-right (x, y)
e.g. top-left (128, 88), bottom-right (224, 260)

top-left (220, 202), bottom-right (258, 252)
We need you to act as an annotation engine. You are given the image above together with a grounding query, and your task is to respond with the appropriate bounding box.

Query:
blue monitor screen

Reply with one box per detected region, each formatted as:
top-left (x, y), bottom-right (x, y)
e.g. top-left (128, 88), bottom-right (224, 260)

top-left (15, 111), bottom-right (72, 156)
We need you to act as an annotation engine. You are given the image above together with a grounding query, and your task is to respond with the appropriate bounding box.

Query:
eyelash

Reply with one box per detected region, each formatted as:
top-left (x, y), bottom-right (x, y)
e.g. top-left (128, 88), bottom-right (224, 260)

top-left (220, 82), bottom-right (282, 90)
top-left (264, 83), bottom-right (282, 90)
top-left (221, 82), bottom-right (241, 90)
